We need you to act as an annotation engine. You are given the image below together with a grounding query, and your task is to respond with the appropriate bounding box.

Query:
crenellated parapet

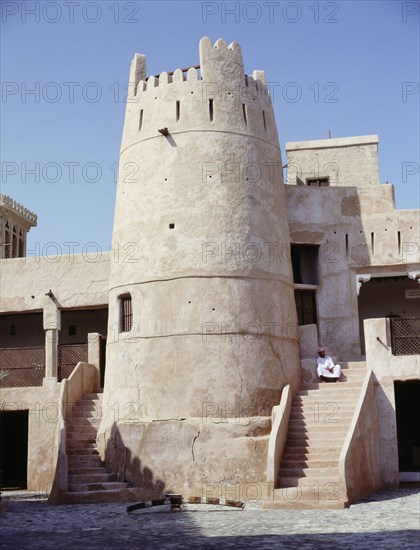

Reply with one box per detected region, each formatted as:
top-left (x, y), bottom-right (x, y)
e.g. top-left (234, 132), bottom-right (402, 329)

top-left (0, 194), bottom-right (37, 226)
top-left (0, 194), bottom-right (37, 259)
top-left (121, 37), bottom-right (277, 153)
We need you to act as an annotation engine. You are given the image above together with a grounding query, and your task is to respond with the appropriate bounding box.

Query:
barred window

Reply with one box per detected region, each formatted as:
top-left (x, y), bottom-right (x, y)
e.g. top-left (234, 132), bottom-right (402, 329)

top-left (120, 294), bottom-right (133, 333)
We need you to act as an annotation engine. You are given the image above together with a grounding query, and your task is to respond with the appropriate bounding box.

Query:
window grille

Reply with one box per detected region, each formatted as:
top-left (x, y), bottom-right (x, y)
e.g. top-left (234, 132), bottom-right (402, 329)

top-left (120, 295), bottom-right (133, 332)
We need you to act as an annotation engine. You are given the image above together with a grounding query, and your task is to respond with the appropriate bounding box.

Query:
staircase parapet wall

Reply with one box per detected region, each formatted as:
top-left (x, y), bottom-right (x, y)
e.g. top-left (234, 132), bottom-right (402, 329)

top-left (48, 362), bottom-right (97, 504)
top-left (364, 317), bottom-right (420, 487)
top-left (266, 384), bottom-right (292, 484)
top-left (339, 369), bottom-right (381, 503)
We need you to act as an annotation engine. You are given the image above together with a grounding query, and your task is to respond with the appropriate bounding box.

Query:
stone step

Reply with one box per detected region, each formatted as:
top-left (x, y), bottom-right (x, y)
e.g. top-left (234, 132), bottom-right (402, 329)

top-left (288, 422), bottom-right (350, 431)
top-left (67, 432), bottom-right (97, 441)
top-left (277, 476), bottom-right (341, 488)
top-left (279, 466), bottom-right (339, 478)
top-left (67, 448), bottom-right (99, 456)
top-left (297, 390), bottom-right (358, 398)
top-left (281, 459), bottom-right (339, 468)
top-left (77, 398), bottom-right (102, 404)
top-left (67, 417), bottom-right (101, 427)
top-left (292, 390), bottom-right (358, 406)
top-left (68, 467), bottom-right (108, 475)
top-left (67, 448), bottom-right (100, 456)
top-left (283, 448), bottom-right (342, 458)
top-left (67, 438), bottom-right (97, 446)
top-left (83, 393), bottom-right (103, 400)
top-left (341, 361), bottom-right (366, 368)
top-left (302, 382), bottom-right (362, 390)
top-left (67, 409), bottom-right (100, 418)
top-left (67, 425), bottom-right (98, 434)
top-left (290, 406), bottom-right (355, 414)
top-left (60, 487), bottom-right (142, 504)
top-left (290, 407), bottom-right (355, 415)
top-left (282, 451), bottom-right (341, 461)
top-left (67, 453), bottom-right (102, 462)
top-left (68, 461), bottom-right (105, 469)
top-left (289, 422), bottom-right (353, 431)
top-left (69, 473), bottom-right (116, 484)
top-left (69, 481), bottom-right (130, 493)
top-left (293, 399), bottom-right (357, 407)
top-left (287, 432), bottom-right (346, 442)
top-left (69, 409), bottom-right (102, 419)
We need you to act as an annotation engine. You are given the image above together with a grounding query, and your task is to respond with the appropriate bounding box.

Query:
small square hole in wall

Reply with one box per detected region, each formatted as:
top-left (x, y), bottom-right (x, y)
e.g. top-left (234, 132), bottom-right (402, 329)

top-left (69, 325), bottom-right (77, 336)
top-left (169, 223), bottom-right (175, 229)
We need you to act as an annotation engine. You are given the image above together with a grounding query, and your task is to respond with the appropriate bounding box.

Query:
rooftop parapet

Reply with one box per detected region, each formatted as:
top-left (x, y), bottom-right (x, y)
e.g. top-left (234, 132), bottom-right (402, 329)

top-left (0, 194), bottom-right (37, 226)
top-left (121, 37), bottom-right (278, 152)
top-left (127, 37), bottom-right (269, 98)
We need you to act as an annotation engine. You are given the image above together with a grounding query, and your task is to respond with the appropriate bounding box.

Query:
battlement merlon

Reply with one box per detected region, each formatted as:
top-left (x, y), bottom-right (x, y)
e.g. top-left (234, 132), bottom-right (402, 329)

top-left (128, 37), bottom-right (268, 98)
top-left (0, 194), bottom-right (37, 226)
top-left (199, 36), bottom-right (244, 83)
top-left (129, 53), bottom-right (146, 96)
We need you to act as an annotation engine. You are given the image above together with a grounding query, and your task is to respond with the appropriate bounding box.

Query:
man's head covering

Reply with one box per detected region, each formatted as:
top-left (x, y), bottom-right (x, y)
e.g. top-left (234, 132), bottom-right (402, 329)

top-left (318, 347), bottom-right (325, 353)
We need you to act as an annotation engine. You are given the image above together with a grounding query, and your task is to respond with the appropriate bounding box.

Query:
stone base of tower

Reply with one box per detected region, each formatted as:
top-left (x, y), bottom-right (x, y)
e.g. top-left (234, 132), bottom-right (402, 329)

top-left (97, 417), bottom-right (274, 502)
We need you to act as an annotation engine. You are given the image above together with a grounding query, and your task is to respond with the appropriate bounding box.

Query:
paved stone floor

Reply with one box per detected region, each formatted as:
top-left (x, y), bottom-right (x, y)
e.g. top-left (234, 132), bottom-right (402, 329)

top-left (1, 488), bottom-right (419, 549)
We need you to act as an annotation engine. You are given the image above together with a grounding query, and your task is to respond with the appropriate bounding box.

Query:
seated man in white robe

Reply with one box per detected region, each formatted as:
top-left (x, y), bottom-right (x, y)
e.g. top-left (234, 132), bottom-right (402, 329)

top-left (316, 347), bottom-right (341, 382)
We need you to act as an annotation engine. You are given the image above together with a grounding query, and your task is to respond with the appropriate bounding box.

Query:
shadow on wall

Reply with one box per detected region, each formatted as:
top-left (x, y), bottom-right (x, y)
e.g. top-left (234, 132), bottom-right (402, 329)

top-left (372, 373), bottom-right (400, 488)
top-left (105, 422), bottom-right (168, 500)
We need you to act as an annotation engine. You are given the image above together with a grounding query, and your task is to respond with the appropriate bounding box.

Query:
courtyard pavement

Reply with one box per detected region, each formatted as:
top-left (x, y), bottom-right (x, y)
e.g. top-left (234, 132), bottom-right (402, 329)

top-left (0, 488), bottom-right (419, 549)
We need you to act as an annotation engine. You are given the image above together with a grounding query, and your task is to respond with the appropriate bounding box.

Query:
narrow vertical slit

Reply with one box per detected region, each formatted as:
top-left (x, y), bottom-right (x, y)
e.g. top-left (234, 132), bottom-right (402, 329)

top-left (345, 234), bottom-right (349, 257)
top-left (262, 110), bottom-right (266, 132)
top-left (209, 99), bottom-right (213, 122)
top-left (242, 104), bottom-right (247, 126)
top-left (397, 231), bottom-right (401, 255)
top-left (371, 232), bottom-right (375, 254)
top-left (139, 109), bottom-right (143, 131)
top-left (176, 101), bottom-right (180, 122)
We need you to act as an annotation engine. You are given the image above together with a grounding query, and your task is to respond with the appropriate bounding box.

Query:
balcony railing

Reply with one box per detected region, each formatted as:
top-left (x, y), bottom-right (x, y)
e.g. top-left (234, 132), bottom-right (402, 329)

top-left (58, 344), bottom-right (88, 381)
top-left (0, 347), bottom-right (45, 387)
top-left (390, 317), bottom-right (420, 356)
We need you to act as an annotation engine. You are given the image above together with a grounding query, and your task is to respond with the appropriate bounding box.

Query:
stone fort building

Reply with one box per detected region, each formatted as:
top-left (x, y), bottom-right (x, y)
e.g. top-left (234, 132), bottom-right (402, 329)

top-left (1, 37), bottom-right (419, 509)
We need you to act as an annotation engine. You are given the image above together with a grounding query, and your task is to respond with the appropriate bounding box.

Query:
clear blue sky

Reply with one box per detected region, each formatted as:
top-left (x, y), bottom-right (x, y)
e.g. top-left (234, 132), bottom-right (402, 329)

top-left (1, 0), bottom-right (419, 253)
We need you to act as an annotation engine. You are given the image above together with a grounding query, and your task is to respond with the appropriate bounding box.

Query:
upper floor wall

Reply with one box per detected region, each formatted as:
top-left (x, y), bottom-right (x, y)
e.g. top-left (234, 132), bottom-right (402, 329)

top-left (286, 135), bottom-right (380, 187)
top-left (0, 253), bottom-right (110, 313)
top-left (285, 182), bottom-right (419, 269)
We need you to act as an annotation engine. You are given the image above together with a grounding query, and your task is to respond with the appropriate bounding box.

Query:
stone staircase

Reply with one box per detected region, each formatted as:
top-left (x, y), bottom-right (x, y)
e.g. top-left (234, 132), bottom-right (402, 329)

top-left (266, 361), bottom-right (366, 509)
top-left (62, 393), bottom-right (134, 504)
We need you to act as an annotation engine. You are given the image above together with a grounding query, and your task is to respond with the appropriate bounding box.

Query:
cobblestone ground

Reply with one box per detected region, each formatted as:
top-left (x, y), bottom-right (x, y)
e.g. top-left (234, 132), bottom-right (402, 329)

top-left (1, 488), bottom-right (419, 549)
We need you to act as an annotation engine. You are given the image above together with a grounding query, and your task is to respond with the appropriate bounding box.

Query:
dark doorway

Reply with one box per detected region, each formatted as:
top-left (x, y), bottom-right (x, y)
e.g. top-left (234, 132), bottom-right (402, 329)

top-left (100, 337), bottom-right (107, 388)
top-left (291, 244), bottom-right (319, 285)
top-left (394, 380), bottom-right (420, 472)
top-left (0, 410), bottom-right (29, 489)
top-left (295, 289), bottom-right (317, 326)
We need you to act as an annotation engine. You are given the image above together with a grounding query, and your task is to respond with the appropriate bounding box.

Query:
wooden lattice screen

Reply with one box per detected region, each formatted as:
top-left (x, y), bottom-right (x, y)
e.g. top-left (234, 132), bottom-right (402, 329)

top-left (0, 347), bottom-right (45, 387)
top-left (58, 344), bottom-right (88, 381)
top-left (390, 317), bottom-right (420, 356)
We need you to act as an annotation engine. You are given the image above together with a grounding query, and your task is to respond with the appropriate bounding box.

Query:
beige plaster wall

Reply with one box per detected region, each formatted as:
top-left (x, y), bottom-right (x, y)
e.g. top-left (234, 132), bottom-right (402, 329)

top-left (0, 253), bottom-right (110, 313)
top-left (286, 183), bottom-right (420, 359)
top-left (0, 378), bottom-right (61, 491)
top-left (364, 317), bottom-right (420, 487)
top-left (286, 135), bottom-right (379, 187)
top-left (99, 416), bottom-right (272, 501)
top-left (341, 372), bottom-right (381, 502)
